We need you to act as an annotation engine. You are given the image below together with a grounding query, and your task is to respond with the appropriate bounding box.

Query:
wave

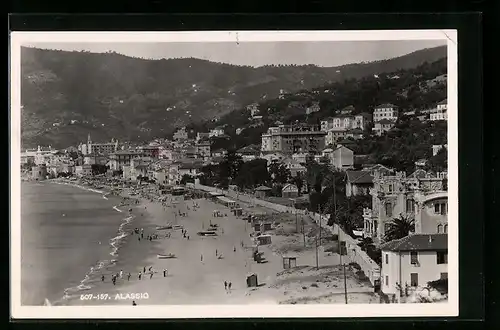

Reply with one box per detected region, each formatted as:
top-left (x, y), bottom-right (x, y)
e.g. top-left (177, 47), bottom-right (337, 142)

top-left (51, 180), bottom-right (105, 195)
top-left (56, 201), bottom-right (136, 305)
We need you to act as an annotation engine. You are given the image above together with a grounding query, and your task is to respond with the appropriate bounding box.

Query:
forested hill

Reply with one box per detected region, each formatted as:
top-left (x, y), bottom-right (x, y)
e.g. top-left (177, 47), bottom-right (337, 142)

top-left (20, 45), bottom-right (446, 148)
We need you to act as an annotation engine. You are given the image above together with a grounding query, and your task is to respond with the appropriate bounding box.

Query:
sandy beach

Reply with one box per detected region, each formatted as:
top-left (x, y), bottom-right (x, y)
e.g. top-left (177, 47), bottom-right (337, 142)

top-left (59, 177), bottom-right (375, 306)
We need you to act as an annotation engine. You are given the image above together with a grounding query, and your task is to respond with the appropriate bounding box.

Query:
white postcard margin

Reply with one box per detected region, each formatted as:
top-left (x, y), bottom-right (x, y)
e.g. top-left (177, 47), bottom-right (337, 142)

top-left (10, 30), bottom-right (458, 319)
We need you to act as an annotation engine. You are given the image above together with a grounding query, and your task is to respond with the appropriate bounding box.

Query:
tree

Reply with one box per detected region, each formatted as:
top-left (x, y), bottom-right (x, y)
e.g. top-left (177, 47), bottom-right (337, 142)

top-left (292, 172), bottom-right (305, 195)
top-left (268, 160), bottom-right (291, 185)
top-left (218, 150), bottom-right (244, 184)
top-left (234, 158), bottom-right (270, 189)
top-left (384, 215), bottom-right (415, 242)
top-left (427, 147), bottom-right (447, 172)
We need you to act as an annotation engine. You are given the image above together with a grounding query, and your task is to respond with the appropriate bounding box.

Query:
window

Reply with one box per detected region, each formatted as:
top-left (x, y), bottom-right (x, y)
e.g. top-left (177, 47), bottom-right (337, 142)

top-left (410, 273), bottom-right (419, 287)
top-left (444, 224), bottom-right (448, 233)
top-left (440, 272), bottom-right (448, 280)
top-left (385, 276), bottom-right (389, 286)
top-left (437, 224), bottom-right (443, 233)
top-left (440, 203), bottom-right (447, 215)
top-left (385, 203), bottom-right (393, 217)
top-left (434, 203), bottom-right (440, 214)
top-left (388, 184), bottom-right (393, 193)
top-left (410, 251), bottom-right (418, 265)
top-left (385, 254), bottom-right (389, 264)
top-left (406, 199), bottom-right (415, 213)
top-left (437, 251), bottom-right (448, 264)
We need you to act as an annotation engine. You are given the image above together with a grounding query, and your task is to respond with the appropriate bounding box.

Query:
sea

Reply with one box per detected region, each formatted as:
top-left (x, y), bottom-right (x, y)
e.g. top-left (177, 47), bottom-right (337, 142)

top-left (20, 181), bottom-right (133, 306)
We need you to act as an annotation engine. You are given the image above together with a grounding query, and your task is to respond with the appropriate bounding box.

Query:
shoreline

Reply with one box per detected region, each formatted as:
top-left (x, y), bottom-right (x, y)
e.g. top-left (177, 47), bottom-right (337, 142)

top-left (38, 177), bottom-right (377, 305)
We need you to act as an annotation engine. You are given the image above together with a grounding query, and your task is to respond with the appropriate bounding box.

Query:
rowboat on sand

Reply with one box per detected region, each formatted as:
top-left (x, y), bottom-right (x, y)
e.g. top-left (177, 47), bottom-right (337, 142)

top-left (157, 253), bottom-right (176, 259)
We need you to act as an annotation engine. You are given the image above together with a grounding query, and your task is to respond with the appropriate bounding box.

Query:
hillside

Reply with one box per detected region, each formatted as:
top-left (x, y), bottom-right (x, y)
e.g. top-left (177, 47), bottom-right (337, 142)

top-left (193, 56), bottom-right (448, 173)
top-left (20, 45), bottom-right (446, 148)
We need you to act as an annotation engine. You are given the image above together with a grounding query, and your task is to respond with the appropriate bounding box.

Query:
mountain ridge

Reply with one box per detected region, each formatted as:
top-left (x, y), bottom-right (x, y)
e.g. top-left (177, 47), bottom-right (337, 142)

top-left (20, 45), bottom-right (446, 148)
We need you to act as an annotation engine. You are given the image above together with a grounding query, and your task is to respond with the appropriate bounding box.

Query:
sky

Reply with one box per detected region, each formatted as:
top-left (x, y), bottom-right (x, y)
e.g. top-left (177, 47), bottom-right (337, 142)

top-left (26, 40), bottom-right (446, 68)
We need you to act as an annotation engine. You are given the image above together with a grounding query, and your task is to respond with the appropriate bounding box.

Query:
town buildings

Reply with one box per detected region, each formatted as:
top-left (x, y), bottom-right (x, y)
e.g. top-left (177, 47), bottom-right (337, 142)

top-left (261, 124), bottom-right (326, 155)
top-left (247, 103), bottom-right (260, 117)
top-left (281, 183), bottom-right (299, 198)
top-left (329, 145), bottom-right (354, 170)
top-left (380, 233), bottom-right (448, 301)
top-left (362, 169), bottom-right (448, 243)
top-left (429, 99), bottom-right (448, 121)
top-left (372, 104), bottom-right (399, 136)
top-left (321, 112), bottom-right (372, 144)
top-left (305, 101), bottom-right (320, 115)
top-left (345, 170), bottom-right (374, 197)
top-left (432, 144), bottom-right (448, 156)
top-left (196, 132), bottom-right (210, 143)
top-left (78, 134), bottom-right (119, 156)
top-left (236, 144), bottom-right (260, 162)
top-left (209, 126), bottom-right (225, 138)
top-left (195, 141), bottom-right (211, 161)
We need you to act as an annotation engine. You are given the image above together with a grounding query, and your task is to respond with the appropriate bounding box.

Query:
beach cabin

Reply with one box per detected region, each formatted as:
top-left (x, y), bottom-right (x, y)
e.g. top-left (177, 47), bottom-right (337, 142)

top-left (217, 196), bottom-right (236, 208)
top-left (208, 191), bottom-right (224, 202)
top-left (253, 223), bottom-right (261, 232)
top-left (282, 256), bottom-right (297, 269)
top-left (232, 208), bottom-right (243, 216)
top-left (254, 185), bottom-right (272, 198)
top-left (257, 234), bottom-right (272, 246)
top-left (246, 273), bottom-right (258, 288)
top-left (261, 222), bottom-right (272, 231)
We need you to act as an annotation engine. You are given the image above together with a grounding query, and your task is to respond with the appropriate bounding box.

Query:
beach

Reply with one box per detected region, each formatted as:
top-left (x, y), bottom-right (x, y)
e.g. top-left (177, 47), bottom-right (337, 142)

top-left (21, 177), bottom-right (375, 306)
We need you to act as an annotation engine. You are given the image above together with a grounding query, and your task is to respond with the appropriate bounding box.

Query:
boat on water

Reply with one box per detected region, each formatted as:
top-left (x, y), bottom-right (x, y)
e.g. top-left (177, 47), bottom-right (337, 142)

top-left (156, 225), bottom-right (172, 230)
top-left (157, 253), bottom-right (176, 259)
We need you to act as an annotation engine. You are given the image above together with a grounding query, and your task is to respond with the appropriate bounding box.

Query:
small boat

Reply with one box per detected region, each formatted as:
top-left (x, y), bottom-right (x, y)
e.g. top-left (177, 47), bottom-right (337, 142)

top-left (156, 224), bottom-right (172, 230)
top-left (157, 253), bottom-right (176, 259)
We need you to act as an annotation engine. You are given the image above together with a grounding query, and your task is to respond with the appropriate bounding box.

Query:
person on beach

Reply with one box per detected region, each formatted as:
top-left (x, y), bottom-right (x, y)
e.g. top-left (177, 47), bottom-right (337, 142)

top-left (163, 269), bottom-right (167, 277)
top-left (149, 266), bottom-right (153, 272)
top-left (150, 271), bottom-right (154, 279)
top-left (112, 276), bottom-right (116, 285)
top-left (138, 272), bottom-right (142, 281)
top-left (215, 249), bottom-right (218, 256)
top-left (132, 301), bottom-right (137, 306)
top-left (149, 236), bottom-right (153, 242)
top-left (224, 281), bottom-right (227, 290)
top-left (120, 270), bottom-right (123, 278)
top-left (187, 235), bottom-right (190, 240)
top-left (201, 254), bottom-right (203, 262)
top-left (234, 246), bottom-right (236, 252)
top-left (138, 236), bottom-right (141, 241)
top-left (143, 266), bottom-right (146, 273)
top-left (101, 275), bottom-right (105, 282)
top-left (228, 282), bottom-right (232, 292)
top-left (127, 273), bottom-right (131, 281)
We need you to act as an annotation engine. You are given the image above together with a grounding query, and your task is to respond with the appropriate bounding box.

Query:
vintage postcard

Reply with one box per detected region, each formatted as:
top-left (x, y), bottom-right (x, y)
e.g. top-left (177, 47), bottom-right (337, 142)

top-left (10, 30), bottom-right (458, 318)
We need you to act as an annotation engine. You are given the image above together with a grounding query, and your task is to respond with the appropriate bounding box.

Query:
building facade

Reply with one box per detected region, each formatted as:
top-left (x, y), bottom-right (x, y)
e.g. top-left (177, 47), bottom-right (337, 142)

top-left (362, 170), bottom-right (447, 243)
top-left (373, 104), bottom-right (399, 122)
top-left (429, 99), bottom-right (448, 121)
top-left (209, 127), bottom-right (225, 138)
top-left (173, 127), bottom-right (189, 141)
top-left (261, 124), bottom-right (326, 155)
top-left (380, 234), bottom-right (448, 300)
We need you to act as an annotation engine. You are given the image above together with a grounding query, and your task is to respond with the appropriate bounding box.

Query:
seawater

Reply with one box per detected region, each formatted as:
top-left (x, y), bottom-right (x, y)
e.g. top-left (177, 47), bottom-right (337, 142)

top-left (20, 181), bottom-right (134, 306)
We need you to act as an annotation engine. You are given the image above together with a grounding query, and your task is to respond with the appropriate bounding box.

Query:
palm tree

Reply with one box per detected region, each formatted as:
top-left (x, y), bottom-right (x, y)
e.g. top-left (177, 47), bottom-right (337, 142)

top-left (383, 215), bottom-right (415, 242)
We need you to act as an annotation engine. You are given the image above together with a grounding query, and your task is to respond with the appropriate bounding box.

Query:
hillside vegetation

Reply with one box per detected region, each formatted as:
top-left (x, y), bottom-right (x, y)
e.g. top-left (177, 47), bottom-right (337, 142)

top-left (20, 45), bottom-right (446, 148)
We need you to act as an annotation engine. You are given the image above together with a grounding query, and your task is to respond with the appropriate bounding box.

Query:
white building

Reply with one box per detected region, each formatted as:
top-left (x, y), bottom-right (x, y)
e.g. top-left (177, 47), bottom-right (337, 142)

top-left (330, 145), bottom-right (354, 170)
top-left (429, 99), bottom-right (448, 121)
top-left (209, 127), bottom-right (225, 138)
top-left (373, 104), bottom-right (399, 122)
top-left (173, 127), bottom-right (189, 141)
top-left (380, 234), bottom-right (448, 301)
top-left (306, 101), bottom-right (320, 115)
top-left (261, 124), bottom-right (326, 154)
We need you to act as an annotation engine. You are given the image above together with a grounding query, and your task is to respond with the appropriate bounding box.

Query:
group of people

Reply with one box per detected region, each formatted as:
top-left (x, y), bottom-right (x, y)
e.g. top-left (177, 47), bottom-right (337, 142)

top-left (224, 281), bottom-right (233, 293)
top-left (102, 265), bottom-right (171, 285)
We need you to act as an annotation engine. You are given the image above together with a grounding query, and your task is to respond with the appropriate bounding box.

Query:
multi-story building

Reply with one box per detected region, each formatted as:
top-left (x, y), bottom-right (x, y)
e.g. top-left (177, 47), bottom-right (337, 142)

top-left (78, 134), bottom-right (119, 156)
top-left (108, 150), bottom-right (142, 171)
top-left (321, 113), bottom-right (372, 144)
top-left (196, 132), bottom-right (210, 142)
top-left (247, 103), bottom-right (260, 117)
top-left (373, 119), bottom-right (396, 136)
top-left (429, 99), bottom-right (448, 121)
top-left (209, 127), bottom-right (225, 138)
top-left (362, 170), bottom-right (447, 243)
top-left (380, 233), bottom-right (448, 302)
top-left (373, 104), bottom-right (399, 122)
top-left (306, 101), bottom-right (320, 115)
top-left (195, 141), bottom-right (211, 160)
top-left (137, 145), bottom-right (159, 158)
top-left (432, 144), bottom-right (448, 156)
top-left (261, 124), bottom-right (326, 155)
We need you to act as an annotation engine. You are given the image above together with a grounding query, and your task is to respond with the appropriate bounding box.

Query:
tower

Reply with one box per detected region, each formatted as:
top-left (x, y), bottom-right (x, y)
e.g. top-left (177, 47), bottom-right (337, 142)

top-left (87, 133), bottom-right (92, 155)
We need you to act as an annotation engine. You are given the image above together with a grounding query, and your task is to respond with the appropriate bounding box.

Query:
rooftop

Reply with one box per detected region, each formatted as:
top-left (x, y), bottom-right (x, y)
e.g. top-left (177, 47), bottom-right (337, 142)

top-left (380, 234), bottom-right (448, 252)
top-left (375, 103), bottom-right (398, 109)
top-left (255, 185), bottom-right (272, 191)
top-left (437, 99), bottom-right (447, 105)
top-left (346, 170), bottom-right (374, 184)
top-left (378, 119), bottom-right (395, 125)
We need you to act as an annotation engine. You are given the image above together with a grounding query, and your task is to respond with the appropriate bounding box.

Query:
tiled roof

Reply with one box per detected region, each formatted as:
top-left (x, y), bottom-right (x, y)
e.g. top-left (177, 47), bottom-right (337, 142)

top-left (255, 185), bottom-right (272, 191)
top-left (380, 234), bottom-right (448, 252)
top-left (346, 170), bottom-right (374, 184)
top-left (378, 119), bottom-right (395, 125)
